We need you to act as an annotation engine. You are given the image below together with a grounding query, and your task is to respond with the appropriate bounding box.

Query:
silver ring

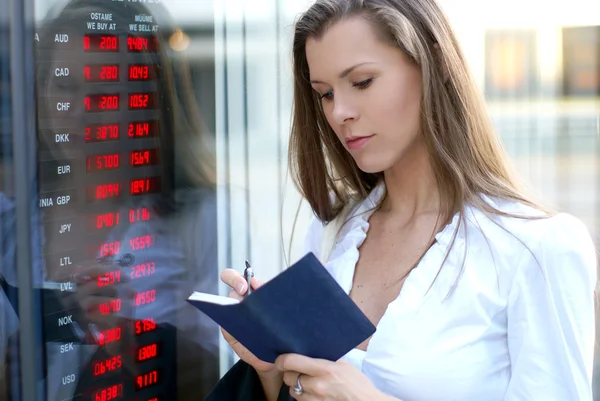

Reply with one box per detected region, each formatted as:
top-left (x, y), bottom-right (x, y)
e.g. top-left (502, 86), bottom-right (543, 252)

top-left (293, 374), bottom-right (303, 395)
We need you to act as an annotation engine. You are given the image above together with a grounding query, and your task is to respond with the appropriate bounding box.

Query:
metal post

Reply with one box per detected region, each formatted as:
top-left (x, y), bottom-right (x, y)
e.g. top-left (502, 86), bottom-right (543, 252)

top-left (8, 0), bottom-right (38, 398)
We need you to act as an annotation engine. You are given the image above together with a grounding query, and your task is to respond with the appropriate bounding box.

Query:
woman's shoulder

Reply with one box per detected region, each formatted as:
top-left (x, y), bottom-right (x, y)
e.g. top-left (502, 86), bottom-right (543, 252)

top-left (470, 196), bottom-right (590, 245)
top-left (465, 196), bottom-right (597, 280)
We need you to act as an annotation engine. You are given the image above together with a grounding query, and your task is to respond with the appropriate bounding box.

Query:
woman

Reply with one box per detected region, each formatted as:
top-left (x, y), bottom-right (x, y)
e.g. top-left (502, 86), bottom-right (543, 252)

top-left (211, 0), bottom-right (598, 400)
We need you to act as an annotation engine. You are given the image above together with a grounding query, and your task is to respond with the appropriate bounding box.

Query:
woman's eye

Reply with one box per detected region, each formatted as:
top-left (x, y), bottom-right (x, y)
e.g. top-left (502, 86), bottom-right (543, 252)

top-left (353, 78), bottom-right (373, 90)
top-left (320, 90), bottom-right (333, 100)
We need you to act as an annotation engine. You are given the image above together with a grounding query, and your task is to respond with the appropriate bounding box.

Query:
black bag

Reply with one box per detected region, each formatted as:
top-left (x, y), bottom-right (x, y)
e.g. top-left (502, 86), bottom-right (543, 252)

top-left (204, 360), bottom-right (292, 401)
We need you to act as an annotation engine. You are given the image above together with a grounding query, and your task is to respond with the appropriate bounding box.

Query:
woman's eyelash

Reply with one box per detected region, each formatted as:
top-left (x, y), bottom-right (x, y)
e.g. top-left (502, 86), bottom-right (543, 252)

top-left (318, 78), bottom-right (373, 100)
top-left (320, 91), bottom-right (333, 100)
top-left (352, 78), bottom-right (373, 89)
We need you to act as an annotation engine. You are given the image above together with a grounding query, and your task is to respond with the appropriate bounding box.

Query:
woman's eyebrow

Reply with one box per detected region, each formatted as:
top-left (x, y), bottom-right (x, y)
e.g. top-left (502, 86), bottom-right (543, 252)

top-left (310, 62), bottom-right (377, 84)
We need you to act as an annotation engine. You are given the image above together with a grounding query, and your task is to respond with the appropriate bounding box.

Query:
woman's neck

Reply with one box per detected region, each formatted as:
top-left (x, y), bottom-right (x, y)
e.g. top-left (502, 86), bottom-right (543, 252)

top-left (380, 140), bottom-right (440, 218)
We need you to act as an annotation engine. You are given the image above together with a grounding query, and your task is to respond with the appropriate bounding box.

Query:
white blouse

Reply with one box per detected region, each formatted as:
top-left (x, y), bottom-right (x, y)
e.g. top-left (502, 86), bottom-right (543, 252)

top-left (304, 183), bottom-right (597, 401)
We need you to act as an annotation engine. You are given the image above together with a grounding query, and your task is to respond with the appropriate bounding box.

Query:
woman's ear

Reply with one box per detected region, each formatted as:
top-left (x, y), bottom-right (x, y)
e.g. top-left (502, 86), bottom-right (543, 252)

top-left (433, 43), bottom-right (450, 83)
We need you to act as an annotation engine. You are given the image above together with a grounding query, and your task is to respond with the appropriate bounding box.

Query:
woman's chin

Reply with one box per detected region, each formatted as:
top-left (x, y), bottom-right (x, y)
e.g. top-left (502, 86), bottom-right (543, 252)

top-left (353, 157), bottom-right (388, 174)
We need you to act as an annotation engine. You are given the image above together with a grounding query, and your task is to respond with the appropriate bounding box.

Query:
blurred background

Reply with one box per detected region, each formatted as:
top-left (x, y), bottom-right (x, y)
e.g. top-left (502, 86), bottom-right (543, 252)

top-left (1, 0), bottom-right (599, 400)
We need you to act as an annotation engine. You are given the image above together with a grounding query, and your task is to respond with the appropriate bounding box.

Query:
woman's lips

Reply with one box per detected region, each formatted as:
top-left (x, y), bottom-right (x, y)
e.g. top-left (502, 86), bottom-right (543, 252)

top-left (346, 135), bottom-right (374, 150)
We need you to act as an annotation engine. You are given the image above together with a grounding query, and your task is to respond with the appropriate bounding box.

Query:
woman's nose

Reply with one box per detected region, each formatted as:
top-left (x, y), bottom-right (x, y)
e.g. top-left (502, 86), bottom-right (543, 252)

top-left (331, 96), bottom-right (358, 125)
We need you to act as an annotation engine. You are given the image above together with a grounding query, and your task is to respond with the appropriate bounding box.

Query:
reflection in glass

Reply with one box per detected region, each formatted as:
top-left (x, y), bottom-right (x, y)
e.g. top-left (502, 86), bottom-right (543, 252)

top-left (1, 0), bottom-right (219, 400)
top-left (562, 26), bottom-right (600, 97)
top-left (0, 4), bottom-right (17, 401)
top-left (485, 30), bottom-right (538, 99)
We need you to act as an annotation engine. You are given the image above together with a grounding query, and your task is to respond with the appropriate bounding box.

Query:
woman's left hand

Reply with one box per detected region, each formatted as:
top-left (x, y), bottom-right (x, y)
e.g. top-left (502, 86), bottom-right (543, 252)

top-left (275, 353), bottom-right (381, 401)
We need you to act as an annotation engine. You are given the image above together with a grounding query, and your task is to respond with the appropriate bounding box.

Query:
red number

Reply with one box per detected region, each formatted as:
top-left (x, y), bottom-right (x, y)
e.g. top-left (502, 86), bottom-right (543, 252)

top-left (96, 327), bottom-right (121, 346)
top-left (130, 235), bottom-right (154, 251)
top-left (128, 36), bottom-right (149, 51)
top-left (130, 262), bottom-right (156, 279)
top-left (135, 318), bottom-right (156, 335)
top-left (129, 94), bottom-right (149, 109)
top-left (84, 97), bottom-right (91, 111)
top-left (99, 241), bottom-right (120, 257)
top-left (100, 66), bottom-right (118, 80)
top-left (93, 356), bottom-right (122, 376)
top-left (137, 343), bottom-right (158, 362)
top-left (129, 208), bottom-right (151, 223)
top-left (88, 154), bottom-right (119, 172)
top-left (96, 183), bottom-right (120, 199)
top-left (101, 154), bottom-right (119, 169)
top-left (96, 212), bottom-right (120, 229)
top-left (93, 125), bottom-right (119, 140)
top-left (97, 270), bottom-right (121, 287)
top-left (135, 290), bottom-right (156, 306)
top-left (100, 36), bottom-right (117, 50)
top-left (128, 122), bottom-right (151, 137)
top-left (129, 65), bottom-right (149, 80)
top-left (99, 298), bottom-right (121, 315)
top-left (100, 95), bottom-right (119, 110)
top-left (130, 178), bottom-right (159, 195)
top-left (130, 151), bottom-right (150, 166)
top-left (94, 384), bottom-right (121, 401)
top-left (136, 370), bottom-right (158, 390)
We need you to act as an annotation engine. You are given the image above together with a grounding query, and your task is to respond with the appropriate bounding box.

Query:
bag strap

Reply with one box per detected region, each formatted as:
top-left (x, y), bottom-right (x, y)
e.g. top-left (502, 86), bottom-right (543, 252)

top-left (319, 200), bottom-right (356, 264)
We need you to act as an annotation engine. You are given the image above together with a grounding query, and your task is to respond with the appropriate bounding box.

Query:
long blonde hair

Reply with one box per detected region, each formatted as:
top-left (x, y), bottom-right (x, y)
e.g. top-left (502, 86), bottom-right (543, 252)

top-left (288, 0), bottom-right (553, 284)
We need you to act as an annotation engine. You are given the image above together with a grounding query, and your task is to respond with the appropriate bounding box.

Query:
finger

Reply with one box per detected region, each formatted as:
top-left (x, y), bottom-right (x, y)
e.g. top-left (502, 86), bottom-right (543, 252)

top-left (293, 374), bottom-right (321, 398)
top-left (283, 372), bottom-right (319, 396)
top-left (54, 263), bottom-right (98, 283)
top-left (283, 370), bottom-right (296, 387)
top-left (220, 327), bottom-right (237, 345)
top-left (250, 277), bottom-right (265, 290)
top-left (289, 386), bottom-right (318, 401)
top-left (227, 289), bottom-right (244, 301)
top-left (71, 263), bottom-right (124, 291)
top-left (286, 374), bottom-right (320, 401)
top-left (275, 354), bottom-right (332, 377)
top-left (283, 371), bottom-right (301, 399)
top-left (73, 261), bottom-right (114, 280)
top-left (220, 269), bottom-right (247, 294)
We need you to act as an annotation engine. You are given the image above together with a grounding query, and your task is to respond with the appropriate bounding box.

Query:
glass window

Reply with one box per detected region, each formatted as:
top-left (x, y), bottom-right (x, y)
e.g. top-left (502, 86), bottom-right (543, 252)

top-left (17, 1), bottom-right (223, 400)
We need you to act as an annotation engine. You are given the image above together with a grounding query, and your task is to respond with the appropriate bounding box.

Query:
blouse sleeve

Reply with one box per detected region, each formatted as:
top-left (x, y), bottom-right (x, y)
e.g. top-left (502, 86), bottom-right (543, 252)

top-left (505, 213), bottom-right (597, 400)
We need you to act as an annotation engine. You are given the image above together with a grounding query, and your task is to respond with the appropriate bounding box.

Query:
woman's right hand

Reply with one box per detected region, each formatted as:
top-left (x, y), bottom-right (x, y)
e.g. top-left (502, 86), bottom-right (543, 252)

top-left (219, 269), bottom-right (277, 375)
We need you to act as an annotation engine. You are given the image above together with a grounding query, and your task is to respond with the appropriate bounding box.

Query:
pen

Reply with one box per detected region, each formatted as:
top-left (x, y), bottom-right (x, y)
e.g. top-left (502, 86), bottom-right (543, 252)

top-left (244, 260), bottom-right (254, 296)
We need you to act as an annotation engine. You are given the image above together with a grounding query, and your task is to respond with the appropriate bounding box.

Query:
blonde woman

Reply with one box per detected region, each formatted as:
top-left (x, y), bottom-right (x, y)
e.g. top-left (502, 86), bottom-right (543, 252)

top-left (212, 0), bottom-right (598, 400)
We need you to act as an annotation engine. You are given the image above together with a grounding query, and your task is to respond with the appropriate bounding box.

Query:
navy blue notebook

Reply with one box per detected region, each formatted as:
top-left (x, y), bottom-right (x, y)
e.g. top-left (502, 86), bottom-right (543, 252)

top-left (187, 252), bottom-right (376, 364)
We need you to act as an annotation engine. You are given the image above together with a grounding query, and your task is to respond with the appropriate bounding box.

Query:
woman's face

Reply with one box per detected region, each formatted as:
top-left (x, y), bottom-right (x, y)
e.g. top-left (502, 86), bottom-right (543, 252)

top-left (305, 16), bottom-right (423, 174)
